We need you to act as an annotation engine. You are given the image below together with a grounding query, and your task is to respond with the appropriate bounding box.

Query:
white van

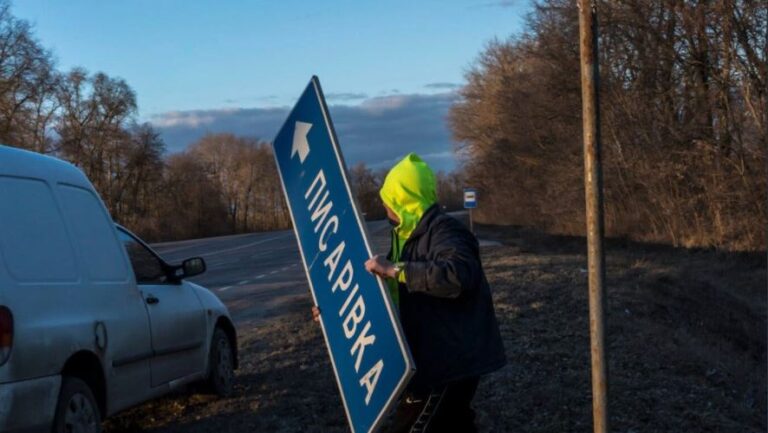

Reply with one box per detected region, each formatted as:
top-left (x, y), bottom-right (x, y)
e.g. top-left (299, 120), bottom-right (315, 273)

top-left (0, 145), bottom-right (238, 433)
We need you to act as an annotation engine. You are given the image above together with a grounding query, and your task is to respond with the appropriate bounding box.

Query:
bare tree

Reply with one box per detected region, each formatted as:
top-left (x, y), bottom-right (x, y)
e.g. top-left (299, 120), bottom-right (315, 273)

top-left (349, 162), bottom-right (386, 220)
top-left (451, 0), bottom-right (766, 250)
top-left (155, 152), bottom-right (229, 241)
top-left (0, 0), bottom-right (59, 152)
top-left (188, 133), bottom-right (289, 233)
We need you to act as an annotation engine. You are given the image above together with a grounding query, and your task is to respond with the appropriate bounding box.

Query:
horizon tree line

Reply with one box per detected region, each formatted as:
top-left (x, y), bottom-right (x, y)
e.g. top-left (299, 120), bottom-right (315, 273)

top-left (450, 0), bottom-right (766, 251)
top-left (0, 1), bottom-right (465, 242)
top-left (2, 0), bottom-right (763, 250)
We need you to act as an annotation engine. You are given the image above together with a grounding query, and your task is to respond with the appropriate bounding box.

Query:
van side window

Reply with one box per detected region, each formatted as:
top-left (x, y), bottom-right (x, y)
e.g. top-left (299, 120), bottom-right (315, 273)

top-left (57, 185), bottom-right (129, 282)
top-left (0, 176), bottom-right (77, 282)
top-left (116, 229), bottom-right (167, 284)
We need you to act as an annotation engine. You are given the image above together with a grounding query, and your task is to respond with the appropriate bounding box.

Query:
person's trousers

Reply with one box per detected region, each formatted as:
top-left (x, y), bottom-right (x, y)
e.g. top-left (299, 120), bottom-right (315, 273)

top-left (383, 376), bottom-right (480, 433)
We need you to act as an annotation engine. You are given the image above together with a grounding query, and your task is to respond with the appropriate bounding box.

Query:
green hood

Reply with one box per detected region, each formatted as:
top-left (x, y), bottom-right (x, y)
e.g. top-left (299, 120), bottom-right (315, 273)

top-left (380, 153), bottom-right (437, 249)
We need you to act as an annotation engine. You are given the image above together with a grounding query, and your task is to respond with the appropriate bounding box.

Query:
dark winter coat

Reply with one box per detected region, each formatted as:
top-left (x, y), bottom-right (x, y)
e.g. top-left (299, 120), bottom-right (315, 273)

top-left (390, 205), bottom-right (507, 391)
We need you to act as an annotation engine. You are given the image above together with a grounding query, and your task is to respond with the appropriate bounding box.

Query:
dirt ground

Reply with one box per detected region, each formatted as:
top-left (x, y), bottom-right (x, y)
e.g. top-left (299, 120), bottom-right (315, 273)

top-left (106, 225), bottom-right (767, 433)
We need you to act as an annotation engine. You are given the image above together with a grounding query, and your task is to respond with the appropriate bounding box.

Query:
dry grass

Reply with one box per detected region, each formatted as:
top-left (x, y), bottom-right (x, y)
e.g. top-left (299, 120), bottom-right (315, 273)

top-left (107, 225), bottom-right (766, 433)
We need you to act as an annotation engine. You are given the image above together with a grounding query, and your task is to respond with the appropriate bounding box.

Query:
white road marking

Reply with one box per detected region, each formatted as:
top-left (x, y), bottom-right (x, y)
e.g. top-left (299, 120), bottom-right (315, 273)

top-left (269, 270), bottom-right (279, 275)
top-left (218, 286), bottom-right (232, 292)
top-left (255, 274), bottom-right (265, 279)
top-left (200, 233), bottom-right (293, 258)
top-left (237, 280), bottom-right (249, 286)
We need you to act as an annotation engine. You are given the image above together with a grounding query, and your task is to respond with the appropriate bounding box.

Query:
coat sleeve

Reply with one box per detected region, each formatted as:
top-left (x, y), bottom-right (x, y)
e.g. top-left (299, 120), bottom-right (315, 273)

top-left (403, 219), bottom-right (482, 299)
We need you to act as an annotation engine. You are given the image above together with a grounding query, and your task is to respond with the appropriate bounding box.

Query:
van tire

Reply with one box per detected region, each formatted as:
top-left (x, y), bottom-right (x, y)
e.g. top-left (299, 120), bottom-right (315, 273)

top-left (206, 327), bottom-right (234, 397)
top-left (52, 376), bottom-right (102, 433)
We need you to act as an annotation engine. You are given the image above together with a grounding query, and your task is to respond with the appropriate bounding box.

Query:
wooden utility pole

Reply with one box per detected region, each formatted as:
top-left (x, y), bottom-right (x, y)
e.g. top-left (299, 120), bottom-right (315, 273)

top-left (577, 1), bottom-right (609, 432)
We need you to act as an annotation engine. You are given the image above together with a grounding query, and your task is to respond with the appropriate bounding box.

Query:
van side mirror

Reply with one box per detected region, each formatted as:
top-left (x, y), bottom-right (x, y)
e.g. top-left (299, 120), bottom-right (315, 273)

top-left (181, 257), bottom-right (206, 278)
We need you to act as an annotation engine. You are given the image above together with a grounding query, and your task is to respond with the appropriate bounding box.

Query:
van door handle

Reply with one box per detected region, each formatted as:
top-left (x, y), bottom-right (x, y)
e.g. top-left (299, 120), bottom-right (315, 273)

top-left (146, 295), bottom-right (159, 305)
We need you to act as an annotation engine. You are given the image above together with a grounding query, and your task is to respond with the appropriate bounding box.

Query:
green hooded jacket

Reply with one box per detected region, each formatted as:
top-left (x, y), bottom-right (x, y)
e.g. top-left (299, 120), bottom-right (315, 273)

top-left (379, 153), bottom-right (437, 306)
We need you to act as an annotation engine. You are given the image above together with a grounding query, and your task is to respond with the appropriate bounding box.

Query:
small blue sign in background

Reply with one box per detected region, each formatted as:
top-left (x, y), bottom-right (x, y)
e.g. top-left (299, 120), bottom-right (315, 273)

top-left (464, 188), bottom-right (478, 209)
top-left (272, 77), bottom-right (414, 433)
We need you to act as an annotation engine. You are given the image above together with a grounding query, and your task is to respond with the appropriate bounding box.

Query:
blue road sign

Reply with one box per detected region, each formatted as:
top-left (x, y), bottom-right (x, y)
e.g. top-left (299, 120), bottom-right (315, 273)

top-left (464, 188), bottom-right (477, 209)
top-left (272, 77), bottom-right (414, 433)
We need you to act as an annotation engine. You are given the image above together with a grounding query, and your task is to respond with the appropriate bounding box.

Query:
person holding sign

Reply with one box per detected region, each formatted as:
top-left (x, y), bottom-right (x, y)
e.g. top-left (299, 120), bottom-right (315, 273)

top-left (364, 153), bottom-right (506, 432)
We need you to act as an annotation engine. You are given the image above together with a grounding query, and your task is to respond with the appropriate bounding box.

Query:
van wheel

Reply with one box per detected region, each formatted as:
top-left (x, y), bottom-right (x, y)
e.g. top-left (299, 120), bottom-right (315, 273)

top-left (52, 376), bottom-right (102, 433)
top-left (207, 328), bottom-right (234, 397)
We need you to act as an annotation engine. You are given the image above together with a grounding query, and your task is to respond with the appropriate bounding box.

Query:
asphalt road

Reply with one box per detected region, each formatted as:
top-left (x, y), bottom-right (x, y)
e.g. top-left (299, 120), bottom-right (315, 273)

top-left (151, 220), bottom-right (394, 325)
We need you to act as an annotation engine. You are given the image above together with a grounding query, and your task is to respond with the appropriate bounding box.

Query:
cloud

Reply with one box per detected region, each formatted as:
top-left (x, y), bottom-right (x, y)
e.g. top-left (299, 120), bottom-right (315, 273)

top-left (325, 92), bottom-right (368, 101)
top-left (223, 95), bottom-right (279, 104)
top-left (424, 82), bottom-right (462, 90)
top-left (474, 1), bottom-right (516, 8)
top-left (358, 95), bottom-right (410, 114)
top-left (150, 106), bottom-right (289, 152)
top-left (150, 111), bottom-right (217, 128)
top-left (149, 92), bottom-right (461, 172)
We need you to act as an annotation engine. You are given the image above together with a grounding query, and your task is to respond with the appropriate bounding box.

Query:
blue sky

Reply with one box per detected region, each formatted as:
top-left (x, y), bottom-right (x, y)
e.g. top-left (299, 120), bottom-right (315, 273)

top-left (12, 0), bottom-right (532, 170)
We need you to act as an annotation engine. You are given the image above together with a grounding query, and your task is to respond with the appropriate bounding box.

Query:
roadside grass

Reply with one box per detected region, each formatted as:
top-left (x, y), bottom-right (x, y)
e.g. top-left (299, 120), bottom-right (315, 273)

top-left (107, 224), bottom-right (766, 433)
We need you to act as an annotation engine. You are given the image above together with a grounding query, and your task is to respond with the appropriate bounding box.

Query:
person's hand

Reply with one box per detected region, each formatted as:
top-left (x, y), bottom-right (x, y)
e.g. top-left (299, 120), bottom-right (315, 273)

top-left (311, 305), bottom-right (321, 323)
top-left (365, 255), bottom-right (397, 279)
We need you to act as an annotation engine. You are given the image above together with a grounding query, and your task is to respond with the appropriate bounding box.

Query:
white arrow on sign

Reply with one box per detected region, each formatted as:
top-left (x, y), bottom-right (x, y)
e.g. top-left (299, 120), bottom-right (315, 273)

top-left (291, 121), bottom-right (312, 163)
